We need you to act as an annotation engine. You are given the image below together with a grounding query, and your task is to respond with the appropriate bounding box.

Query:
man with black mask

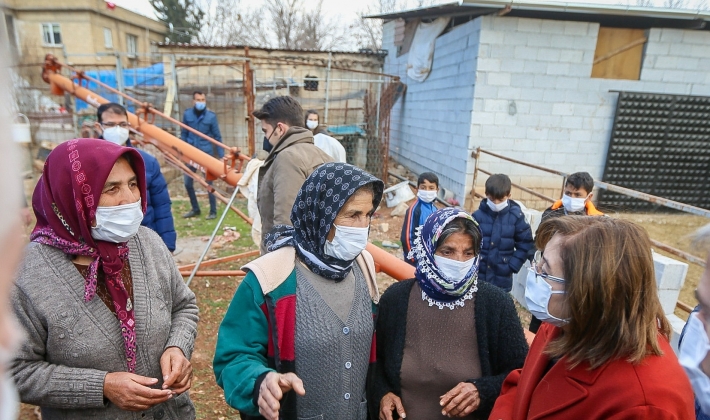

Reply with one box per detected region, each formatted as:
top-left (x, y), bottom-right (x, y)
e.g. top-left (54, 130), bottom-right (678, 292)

top-left (253, 96), bottom-right (333, 254)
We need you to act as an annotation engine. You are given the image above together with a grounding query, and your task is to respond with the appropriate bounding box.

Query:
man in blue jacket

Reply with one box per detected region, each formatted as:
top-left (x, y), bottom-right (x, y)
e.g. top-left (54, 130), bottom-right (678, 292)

top-left (181, 91), bottom-right (223, 219)
top-left (95, 103), bottom-right (177, 252)
top-left (472, 174), bottom-right (533, 292)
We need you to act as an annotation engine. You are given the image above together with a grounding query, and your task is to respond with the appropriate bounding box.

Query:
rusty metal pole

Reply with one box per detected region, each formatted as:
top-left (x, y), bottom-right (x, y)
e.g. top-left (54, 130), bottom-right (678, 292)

top-left (470, 147), bottom-right (481, 212)
top-left (244, 47), bottom-right (255, 156)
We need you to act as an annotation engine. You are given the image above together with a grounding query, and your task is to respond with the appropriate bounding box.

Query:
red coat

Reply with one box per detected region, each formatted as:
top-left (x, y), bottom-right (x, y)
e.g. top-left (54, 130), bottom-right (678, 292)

top-left (490, 323), bottom-right (694, 420)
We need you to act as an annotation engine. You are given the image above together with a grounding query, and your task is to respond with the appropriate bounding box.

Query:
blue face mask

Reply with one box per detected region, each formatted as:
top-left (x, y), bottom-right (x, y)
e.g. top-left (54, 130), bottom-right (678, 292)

top-left (195, 102), bottom-right (206, 111)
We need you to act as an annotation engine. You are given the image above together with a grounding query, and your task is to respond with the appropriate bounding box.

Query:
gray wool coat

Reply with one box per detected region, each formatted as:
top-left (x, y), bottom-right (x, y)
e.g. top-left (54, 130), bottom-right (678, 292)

top-left (10, 227), bottom-right (199, 420)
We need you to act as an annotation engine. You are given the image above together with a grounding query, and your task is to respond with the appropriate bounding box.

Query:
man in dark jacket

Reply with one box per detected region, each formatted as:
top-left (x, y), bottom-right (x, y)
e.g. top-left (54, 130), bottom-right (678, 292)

top-left (181, 91), bottom-right (223, 220)
top-left (95, 103), bottom-right (177, 252)
top-left (472, 174), bottom-right (534, 292)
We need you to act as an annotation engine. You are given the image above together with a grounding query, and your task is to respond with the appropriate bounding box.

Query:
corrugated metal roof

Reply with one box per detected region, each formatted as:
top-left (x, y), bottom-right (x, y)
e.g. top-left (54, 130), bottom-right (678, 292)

top-left (367, 0), bottom-right (710, 30)
top-left (155, 43), bottom-right (388, 56)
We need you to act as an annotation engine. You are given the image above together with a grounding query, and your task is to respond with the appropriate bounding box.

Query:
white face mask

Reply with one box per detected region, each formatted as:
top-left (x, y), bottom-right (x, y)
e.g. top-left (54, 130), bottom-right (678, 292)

top-left (417, 189), bottom-right (437, 203)
top-left (679, 313), bottom-right (710, 414)
top-left (102, 126), bottom-right (129, 145)
top-left (91, 199), bottom-right (144, 243)
top-left (561, 194), bottom-right (587, 213)
top-left (525, 268), bottom-right (568, 327)
top-left (306, 120), bottom-right (318, 130)
top-left (323, 224), bottom-right (369, 261)
top-left (487, 199), bottom-right (508, 212)
top-left (434, 255), bottom-right (475, 282)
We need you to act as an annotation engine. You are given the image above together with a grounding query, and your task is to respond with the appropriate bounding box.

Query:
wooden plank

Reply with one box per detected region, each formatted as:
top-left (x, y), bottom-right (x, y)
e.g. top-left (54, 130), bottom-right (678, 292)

top-left (593, 37), bottom-right (647, 65)
top-left (591, 27), bottom-right (646, 81)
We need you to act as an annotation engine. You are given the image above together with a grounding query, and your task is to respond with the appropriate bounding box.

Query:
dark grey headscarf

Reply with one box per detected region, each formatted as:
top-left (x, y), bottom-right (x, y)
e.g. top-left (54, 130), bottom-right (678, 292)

top-left (263, 162), bottom-right (384, 281)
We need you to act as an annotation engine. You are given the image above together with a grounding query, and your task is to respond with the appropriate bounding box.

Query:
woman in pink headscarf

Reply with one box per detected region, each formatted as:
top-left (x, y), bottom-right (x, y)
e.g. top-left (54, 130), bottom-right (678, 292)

top-left (10, 138), bottom-right (198, 420)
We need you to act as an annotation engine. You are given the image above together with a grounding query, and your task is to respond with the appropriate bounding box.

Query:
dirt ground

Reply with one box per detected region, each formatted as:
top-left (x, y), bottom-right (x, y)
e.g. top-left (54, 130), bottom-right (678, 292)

top-left (16, 176), bottom-right (709, 420)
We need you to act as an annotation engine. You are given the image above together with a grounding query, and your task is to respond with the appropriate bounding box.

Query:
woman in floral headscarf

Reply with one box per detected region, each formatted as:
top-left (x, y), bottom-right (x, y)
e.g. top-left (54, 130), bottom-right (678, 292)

top-left (371, 207), bottom-right (528, 420)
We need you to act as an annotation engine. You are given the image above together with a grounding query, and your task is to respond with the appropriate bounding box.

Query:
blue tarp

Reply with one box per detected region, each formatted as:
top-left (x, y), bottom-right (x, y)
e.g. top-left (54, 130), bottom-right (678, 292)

top-left (76, 63), bottom-right (164, 112)
top-left (328, 124), bottom-right (366, 136)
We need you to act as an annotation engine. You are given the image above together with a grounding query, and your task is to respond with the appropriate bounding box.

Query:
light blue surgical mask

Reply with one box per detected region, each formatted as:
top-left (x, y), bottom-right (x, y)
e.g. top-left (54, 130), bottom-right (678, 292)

top-left (195, 102), bottom-right (206, 111)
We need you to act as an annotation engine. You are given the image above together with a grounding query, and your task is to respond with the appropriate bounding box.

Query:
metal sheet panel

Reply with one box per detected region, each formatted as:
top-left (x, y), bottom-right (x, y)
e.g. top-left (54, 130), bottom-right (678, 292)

top-left (599, 91), bottom-right (710, 211)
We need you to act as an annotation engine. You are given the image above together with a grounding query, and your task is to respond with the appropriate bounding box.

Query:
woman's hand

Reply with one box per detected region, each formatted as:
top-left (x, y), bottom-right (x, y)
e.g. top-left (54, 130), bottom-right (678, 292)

top-left (258, 372), bottom-right (306, 420)
top-left (379, 392), bottom-right (406, 420)
top-left (103, 372), bottom-right (173, 411)
top-left (160, 346), bottom-right (193, 394)
top-left (440, 382), bottom-right (480, 417)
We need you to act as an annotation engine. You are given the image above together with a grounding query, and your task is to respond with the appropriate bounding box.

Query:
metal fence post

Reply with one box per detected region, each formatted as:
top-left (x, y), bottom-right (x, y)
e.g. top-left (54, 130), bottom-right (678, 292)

top-left (324, 52), bottom-right (332, 125)
top-left (170, 54), bottom-right (180, 138)
top-left (469, 147), bottom-right (481, 212)
top-left (115, 54), bottom-right (124, 106)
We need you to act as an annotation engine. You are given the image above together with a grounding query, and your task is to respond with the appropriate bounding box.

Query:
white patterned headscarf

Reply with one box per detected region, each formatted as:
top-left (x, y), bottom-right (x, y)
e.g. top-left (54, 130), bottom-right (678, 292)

top-left (408, 207), bottom-right (481, 309)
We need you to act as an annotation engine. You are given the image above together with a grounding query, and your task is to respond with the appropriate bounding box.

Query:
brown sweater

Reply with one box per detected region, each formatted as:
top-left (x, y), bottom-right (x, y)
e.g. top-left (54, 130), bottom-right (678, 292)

top-left (400, 283), bottom-right (482, 419)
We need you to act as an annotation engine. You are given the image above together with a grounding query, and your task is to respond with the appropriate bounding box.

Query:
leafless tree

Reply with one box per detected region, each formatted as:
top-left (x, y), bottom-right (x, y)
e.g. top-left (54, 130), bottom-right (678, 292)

top-left (198, 0), bottom-right (348, 50)
top-left (353, 0), bottom-right (437, 51)
top-left (198, 0), bottom-right (270, 46)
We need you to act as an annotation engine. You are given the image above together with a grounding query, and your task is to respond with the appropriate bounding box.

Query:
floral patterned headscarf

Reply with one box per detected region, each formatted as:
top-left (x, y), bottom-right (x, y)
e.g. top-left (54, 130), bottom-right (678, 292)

top-left (408, 207), bottom-right (481, 310)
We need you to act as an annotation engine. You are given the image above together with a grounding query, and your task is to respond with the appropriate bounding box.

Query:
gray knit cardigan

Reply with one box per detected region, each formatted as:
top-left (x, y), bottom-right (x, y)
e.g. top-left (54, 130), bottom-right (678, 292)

top-left (10, 227), bottom-right (199, 420)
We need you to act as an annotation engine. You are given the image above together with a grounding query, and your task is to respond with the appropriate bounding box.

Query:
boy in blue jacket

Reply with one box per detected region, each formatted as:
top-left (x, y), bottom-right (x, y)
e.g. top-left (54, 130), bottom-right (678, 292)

top-left (472, 174), bottom-right (533, 291)
top-left (400, 172), bottom-right (439, 265)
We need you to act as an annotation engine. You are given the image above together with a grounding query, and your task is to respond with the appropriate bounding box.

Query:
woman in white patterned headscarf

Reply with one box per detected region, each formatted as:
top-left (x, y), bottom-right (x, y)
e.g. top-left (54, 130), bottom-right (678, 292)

top-left (372, 207), bottom-right (528, 420)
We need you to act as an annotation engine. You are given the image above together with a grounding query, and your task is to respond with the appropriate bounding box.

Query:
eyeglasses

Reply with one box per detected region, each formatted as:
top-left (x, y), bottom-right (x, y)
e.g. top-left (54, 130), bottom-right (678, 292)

top-left (101, 122), bottom-right (131, 129)
top-left (531, 250), bottom-right (566, 284)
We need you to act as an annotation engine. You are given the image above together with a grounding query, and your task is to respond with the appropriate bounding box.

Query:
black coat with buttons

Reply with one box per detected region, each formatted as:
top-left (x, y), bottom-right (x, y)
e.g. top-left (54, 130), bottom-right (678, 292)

top-left (472, 199), bottom-right (534, 292)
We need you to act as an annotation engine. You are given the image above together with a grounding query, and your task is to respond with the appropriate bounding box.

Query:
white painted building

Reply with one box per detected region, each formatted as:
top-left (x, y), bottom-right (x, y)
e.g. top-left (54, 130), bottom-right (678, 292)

top-left (373, 0), bottom-right (710, 208)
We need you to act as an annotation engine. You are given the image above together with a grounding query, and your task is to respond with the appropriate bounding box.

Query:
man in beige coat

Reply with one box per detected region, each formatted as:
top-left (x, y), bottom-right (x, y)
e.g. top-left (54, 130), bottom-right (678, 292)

top-left (254, 96), bottom-right (333, 253)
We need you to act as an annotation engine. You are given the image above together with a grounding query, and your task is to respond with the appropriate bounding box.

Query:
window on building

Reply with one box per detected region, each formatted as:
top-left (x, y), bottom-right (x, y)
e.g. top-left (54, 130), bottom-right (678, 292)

top-left (41, 23), bottom-right (62, 46)
top-left (126, 34), bottom-right (137, 57)
top-left (104, 28), bottom-right (113, 49)
top-left (591, 27), bottom-right (647, 81)
top-left (4, 14), bottom-right (19, 57)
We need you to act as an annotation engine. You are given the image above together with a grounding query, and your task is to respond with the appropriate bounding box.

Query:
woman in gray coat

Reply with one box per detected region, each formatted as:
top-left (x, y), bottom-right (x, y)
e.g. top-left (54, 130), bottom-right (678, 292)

top-left (11, 139), bottom-right (198, 419)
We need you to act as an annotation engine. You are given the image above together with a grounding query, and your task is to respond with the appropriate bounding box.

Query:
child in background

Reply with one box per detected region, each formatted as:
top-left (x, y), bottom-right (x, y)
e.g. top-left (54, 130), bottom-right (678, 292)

top-left (473, 174), bottom-right (534, 291)
top-left (400, 172), bottom-right (439, 265)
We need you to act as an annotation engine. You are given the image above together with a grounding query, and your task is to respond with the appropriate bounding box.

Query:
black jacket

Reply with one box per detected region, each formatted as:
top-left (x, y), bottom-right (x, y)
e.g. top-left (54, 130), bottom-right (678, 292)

top-left (369, 279), bottom-right (529, 419)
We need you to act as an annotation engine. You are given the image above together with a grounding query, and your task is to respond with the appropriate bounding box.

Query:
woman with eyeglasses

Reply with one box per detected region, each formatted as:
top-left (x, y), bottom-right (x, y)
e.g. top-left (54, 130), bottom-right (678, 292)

top-left (490, 216), bottom-right (694, 420)
top-left (371, 208), bottom-right (528, 420)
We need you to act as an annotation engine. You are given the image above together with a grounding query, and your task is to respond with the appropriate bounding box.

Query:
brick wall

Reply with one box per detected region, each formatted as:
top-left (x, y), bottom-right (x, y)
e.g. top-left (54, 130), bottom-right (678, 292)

top-left (469, 16), bottom-right (710, 210)
top-left (384, 19), bottom-right (481, 200)
top-left (383, 15), bottom-right (710, 209)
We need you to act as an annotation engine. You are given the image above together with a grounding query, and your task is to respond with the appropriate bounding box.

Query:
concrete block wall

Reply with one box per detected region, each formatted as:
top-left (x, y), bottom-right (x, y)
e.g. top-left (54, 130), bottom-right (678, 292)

top-left (383, 19), bottom-right (480, 199)
top-left (511, 251), bottom-right (690, 352)
top-left (467, 15), bottom-right (710, 207)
